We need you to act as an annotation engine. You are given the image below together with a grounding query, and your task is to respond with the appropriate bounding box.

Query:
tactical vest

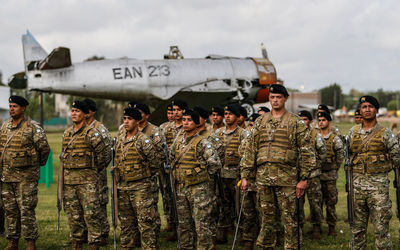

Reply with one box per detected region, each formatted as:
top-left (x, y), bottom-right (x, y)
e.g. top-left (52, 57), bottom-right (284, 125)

top-left (62, 126), bottom-right (94, 169)
top-left (310, 128), bottom-right (321, 171)
top-left (350, 125), bottom-right (391, 174)
top-left (199, 128), bottom-right (212, 138)
top-left (165, 124), bottom-right (177, 147)
top-left (173, 135), bottom-right (209, 187)
top-left (256, 112), bottom-right (298, 167)
top-left (218, 127), bottom-right (242, 169)
top-left (141, 123), bottom-right (155, 137)
top-left (0, 119), bottom-right (38, 168)
top-left (116, 133), bottom-right (151, 182)
top-left (321, 133), bottom-right (338, 171)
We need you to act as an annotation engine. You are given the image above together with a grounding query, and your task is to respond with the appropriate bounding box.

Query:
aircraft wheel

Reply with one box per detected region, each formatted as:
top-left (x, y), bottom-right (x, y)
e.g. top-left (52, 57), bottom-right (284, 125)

top-left (241, 102), bottom-right (254, 116)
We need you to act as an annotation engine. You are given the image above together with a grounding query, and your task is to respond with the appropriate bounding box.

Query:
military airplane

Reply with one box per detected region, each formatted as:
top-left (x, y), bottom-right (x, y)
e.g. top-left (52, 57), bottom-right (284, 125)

top-left (9, 31), bottom-right (279, 122)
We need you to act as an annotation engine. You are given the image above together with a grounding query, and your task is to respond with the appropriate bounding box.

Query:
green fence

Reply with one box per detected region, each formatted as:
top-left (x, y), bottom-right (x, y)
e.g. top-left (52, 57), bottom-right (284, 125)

top-left (38, 150), bottom-right (53, 188)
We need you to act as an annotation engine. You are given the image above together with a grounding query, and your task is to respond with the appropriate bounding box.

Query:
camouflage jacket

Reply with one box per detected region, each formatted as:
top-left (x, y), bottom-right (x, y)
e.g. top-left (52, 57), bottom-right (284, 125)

top-left (199, 127), bottom-right (225, 166)
top-left (0, 116), bottom-right (50, 182)
top-left (88, 119), bottom-right (111, 168)
top-left (62, 124), bottom-right (108, 185)
top-left (320, 131), bottom-right (344, 181)
top-left (308, 128), bottom-right (327, 178)
top-left (163, 121), bottom-right (184, 148)
top-left (139, 122), bottom-right (166, 162)
top-left (241, 111), bottom-right (315, 187)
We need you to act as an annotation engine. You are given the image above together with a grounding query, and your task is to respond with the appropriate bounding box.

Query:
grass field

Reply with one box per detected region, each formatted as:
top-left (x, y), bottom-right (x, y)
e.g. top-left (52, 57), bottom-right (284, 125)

top-left (0, 122), bottom-right (399, 249)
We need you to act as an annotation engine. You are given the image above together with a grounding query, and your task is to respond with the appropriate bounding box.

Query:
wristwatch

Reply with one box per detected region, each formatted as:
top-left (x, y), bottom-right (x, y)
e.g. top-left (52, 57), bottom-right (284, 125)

top-left (300, 175), bottom-right (307, 181)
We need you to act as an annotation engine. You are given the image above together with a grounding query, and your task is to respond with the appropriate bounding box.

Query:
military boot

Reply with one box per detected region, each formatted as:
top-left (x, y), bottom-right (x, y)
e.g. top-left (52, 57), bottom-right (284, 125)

top-left (4, 238), bottom-right (19, 250)
top-left (72, 242), bottom-right (83, 250)
top-left (216, 228), bottom-right (228, 244)
top-left (243, 240), bottom-right (254, 250)
top-left (26, 240), bottom-right (36, 250)
top-left (210, 236), bottom-right (217, 250)
top-left (99, 236), bottom-right (107, 246)
top-left (312, 224), bottom-right (321, 240)
top-left (89, 244), bottom-right (100, 250)
top-left (165, 229), bottom-right (177, 242)
top-left (328, 225), bottom-right (336, 236)
top-left (163, 222), bottom-right (174, 232)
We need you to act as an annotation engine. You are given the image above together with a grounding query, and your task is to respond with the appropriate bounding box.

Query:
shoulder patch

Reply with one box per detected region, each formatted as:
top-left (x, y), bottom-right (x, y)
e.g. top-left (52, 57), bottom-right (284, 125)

top-left (207, 144), bottom-right (212, 149)
top-left (94, 132), bottom-right (99, 137)
top-left (101, 129), bottom-right (105, 133)
top-left (36, 129), bottom-right (41, 133)
top-left (145, 139), bottom-right (150, 144)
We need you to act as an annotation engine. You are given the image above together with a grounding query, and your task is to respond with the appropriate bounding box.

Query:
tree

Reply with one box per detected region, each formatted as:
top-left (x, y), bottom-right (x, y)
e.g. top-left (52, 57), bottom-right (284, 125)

top-left (319, 83), bottom-right (343, 109)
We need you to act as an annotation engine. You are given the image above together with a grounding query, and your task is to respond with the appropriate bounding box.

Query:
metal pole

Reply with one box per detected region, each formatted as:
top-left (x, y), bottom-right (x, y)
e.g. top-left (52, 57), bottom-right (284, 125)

top-left (39, 92), bottom-right (44, 127)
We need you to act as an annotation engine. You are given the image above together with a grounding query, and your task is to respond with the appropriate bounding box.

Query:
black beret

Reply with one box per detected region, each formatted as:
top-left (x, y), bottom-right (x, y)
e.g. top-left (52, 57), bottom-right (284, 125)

top-left (317, 111), bottom-right (332, 121)
top-left (318, 104), bottom-right (330, 114)
top-left (167, 103), bottom-right (173, 111)
top-left (224, 104), bottom-right (241, 117)
top-left (359, 95), bottom-right (379, 110)
top-left (355, 109), bottom-right (361, 116)
top-left (134, 103), bottom-right (150, 115)
top-left (127, 101), bottom-right (137, 108)
top-left (83, 98), bottom-right (97, 112)
top-left (193, 106), bottom-right (209, 119)
top-left (72, 100), bottom-right (90, 114)
top-left (172, 99), bottom-right (188, 110)
top-left (298, 110), bottom-right (312, 121)
top-left (238, 106), bottom-right (248, 118)
top-left (124, 107), bottom-right (142, 120)
top-left (258, 106), bottom-right (270, 113)
top-left (9, 95), bottom-right (29, 106)
top-left (249, 113), bottom-right (260, 122)
top-left (211, 106), bottom-right (224, 116)
top-left (269, 84), bottom-right (289, 97)
top-left (183, 109), bottom-right (200, 124)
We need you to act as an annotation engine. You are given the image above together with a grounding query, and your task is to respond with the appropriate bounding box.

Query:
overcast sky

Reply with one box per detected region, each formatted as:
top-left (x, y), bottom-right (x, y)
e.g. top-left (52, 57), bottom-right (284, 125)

top-left (1, 0), bottom-right (399, 93)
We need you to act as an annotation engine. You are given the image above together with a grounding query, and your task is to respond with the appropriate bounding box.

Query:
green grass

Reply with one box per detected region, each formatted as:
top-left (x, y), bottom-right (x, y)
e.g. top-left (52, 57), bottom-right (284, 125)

top-left (0, 123), bottom-right (399, 249)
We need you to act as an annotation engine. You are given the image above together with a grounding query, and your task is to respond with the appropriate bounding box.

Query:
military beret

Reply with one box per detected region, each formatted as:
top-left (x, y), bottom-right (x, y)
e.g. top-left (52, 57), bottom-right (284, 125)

top-left (72, 100), bottom-right (90, 114)
top-left (193, 106), bottom-right (209, 119)
top-left (172, 99), bottom-right (188, 110)
top-left (355, 109), bottom-right (361, 116)
top-left (258, 106), bottom-right (270, 113)
top-left (238, 106), bottom-right (248, 118)
top-left (211, 106), bottom-right (224, 117)
top-left (317, 111), bottom-right (332, 121)
top-left (269, 84), bottom-right (289, 97)
top-left (249, 113), bottom-right (260, 122)
top-left (359, 95), bottom-right (379, 110)
top-left (318, 104), bottom-right (330, 114)
top-left (183, 109), bottom-right (200, 124)
top-left (167, 103), bottom-right (173, 111)
top-left (298, 110), bottom-right (312, 121)
top-left (83, 98), bottom-right (97, 112)
top-left (134, 103), bottom-right (150, 114)
top-left (9, 95), bottom-right (29, 106)
top-left (127, 101), bottom-right (137, 108)
top-left (124, 107), bottom-right (142, 120)
top-left (224, 104), bottom-right (241, 117)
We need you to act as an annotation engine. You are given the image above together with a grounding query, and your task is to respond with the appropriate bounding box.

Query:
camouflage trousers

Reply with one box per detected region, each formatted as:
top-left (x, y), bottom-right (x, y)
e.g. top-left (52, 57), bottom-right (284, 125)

top-left (218, 178), bottom-right (238, 229)
top-left (240, 190), bottom-right (259, 243)
top-left (208, 177), bottom-right (219, 239)
top-left (176, 181), bottom-right (213, 250)
top-left (63, 183), bottom-right (103, 244)
top-left (2, 181), bottom-right (38, 240)
top-left (151, 175), bottom-right (161, 236)
top-left (118, 178), bottom-right (159, 249)
top-left (159, 170), bottom-right (174, 227)
top-left (299, 176), bottom-right (323, 225)
top-left (320, 180), bottom-right (338, 226)
top-left (98, 168), bottom-right (110, 238)
top-left (352, 179), bottom-right (392, 250)
top-left (256, 185), bottom-right (302, 250)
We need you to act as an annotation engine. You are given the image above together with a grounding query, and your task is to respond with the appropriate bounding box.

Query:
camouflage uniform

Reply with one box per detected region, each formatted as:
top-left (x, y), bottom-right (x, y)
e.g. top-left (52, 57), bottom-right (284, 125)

top-left (320, 131), bottom-right (344, 227)
top-left (87, 119), bottom-right (111, 240)
top-left (347, 123), bottom-right (400, 249)
top-left (115, 130), bottom-right (160, 249)
top-left (299, 128), bottom-right (326, 226)
top-left (62, 124), bottom-right (109, 245)
top-left (0, 116), bottom-right (50, 241)
top-left (214, 126), bottom-right (249, 232)
top-left (241, 111), bottom-right (315, 249)
top-left (170, 132), bottom-right (221, 249)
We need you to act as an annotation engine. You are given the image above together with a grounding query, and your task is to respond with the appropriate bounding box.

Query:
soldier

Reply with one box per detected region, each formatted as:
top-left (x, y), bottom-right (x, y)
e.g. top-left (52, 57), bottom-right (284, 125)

top-left (0, 96), bottom-right (50, 250)
top-left (113, 107), bottom-right (160, 249)
top-left (159, 104), bottom-right (174, 131)
top-left (347, 96), bottom-right (400, 249)
top-left (298, 110), bottom-right (326, 240)
top-left (61, 100), bottom-right (109, 250)
top-left (316, 104), bottom-right (342, 137)
top-left (169, 109), bottom-right (221, 249)
top-left (163, 100), bottom-right (188, 148)
top-left (317, 111), bottom-right (344, 236)
top-left (237, 105), bottom-right (248, 129)
top-left (83, 98), bottom-right (111, 245)
top-left (210, 106), bottom-right (224, 132)
top-left (215, 104), bottom-right (249, 244)
top-left (248, 113), bottom-right (260, 128)
top-left (354, 109), bottom-right (362, 124)
top-left (240, 84), bottom-right (315, 249)
top-left (258, 106), bottom-right (270, 115)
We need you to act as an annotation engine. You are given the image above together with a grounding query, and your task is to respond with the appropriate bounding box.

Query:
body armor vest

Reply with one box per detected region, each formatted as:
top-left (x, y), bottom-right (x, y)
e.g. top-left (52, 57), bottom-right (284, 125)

top-left (62, 126), bottom-right (94, 169)
top-left (165, 124), bottom-right (178, 147)
top-left (173, 135), bottom-right (209, 187)
top-left (350, 125), bottom-right (391, 174)
top-left (256, 112), bottom-right (297, 167)
top-left (310, 128), bottom-right (321, 172)
top-left (321, 133), bottom-right (338, 171)
top-left (141, 123), bottom-right (155, 137)
top-left (0, 119), bottom-right (38, 168)
top-left (116, 133), bottom-right (151, 182)
top-left (218, 127), bottom-right (242, 169)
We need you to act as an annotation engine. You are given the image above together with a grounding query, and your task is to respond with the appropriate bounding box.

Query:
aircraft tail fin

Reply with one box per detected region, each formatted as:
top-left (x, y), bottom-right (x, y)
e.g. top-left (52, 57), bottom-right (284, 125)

top-left (22, 30), bottom-right (48, 69)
